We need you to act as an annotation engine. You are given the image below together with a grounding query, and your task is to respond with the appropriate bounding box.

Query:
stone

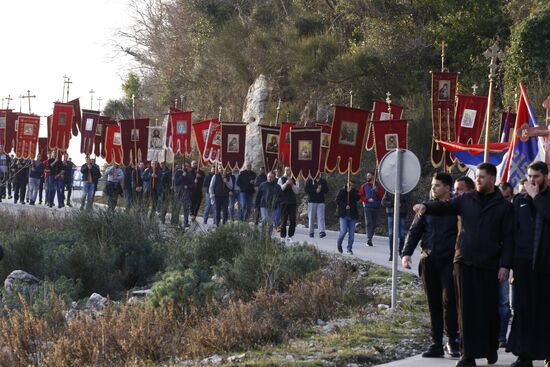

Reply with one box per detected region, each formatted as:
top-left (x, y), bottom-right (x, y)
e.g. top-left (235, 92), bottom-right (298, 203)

top-left (286, 354), bottom-right (294, 361)
top-left (317, 319), bottom-right (326, 326)
top-left (4, 270), bottom-right (40, 292)
top-left (200, 354), bottom-right (224, 365)
top-left (226, 353), bottom-right (246, 363)
top-left (242, 74), bottom-right (271, 171)
top-left (131, 289), bottom-right (151, 298)
top-left (86, 293), bottom-right (108, 311)
top-left (377, 304), bottom-right (390, 310)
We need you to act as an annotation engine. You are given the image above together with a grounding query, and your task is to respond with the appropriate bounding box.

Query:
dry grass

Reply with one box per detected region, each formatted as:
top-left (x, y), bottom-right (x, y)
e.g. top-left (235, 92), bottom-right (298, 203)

top-left (0, 269), bottom-right (355, 366)
top-left (0, 209), bottom-right (65, 236)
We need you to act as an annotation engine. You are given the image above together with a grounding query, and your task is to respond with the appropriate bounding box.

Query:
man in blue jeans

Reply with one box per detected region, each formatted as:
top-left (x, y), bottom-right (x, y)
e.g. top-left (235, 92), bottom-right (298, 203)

top-left (80, 157), bottom-right (101, 210)
top-left (336, 180), bottom-right (360, 255)
top-left (498, 181), bottom-right (514, 348)
top-left (359, 172), bottom-right (384, 246)
top-left (382, 191), bottom-right (411, 261)
top-left (236, 162), bottom-right (257, 222)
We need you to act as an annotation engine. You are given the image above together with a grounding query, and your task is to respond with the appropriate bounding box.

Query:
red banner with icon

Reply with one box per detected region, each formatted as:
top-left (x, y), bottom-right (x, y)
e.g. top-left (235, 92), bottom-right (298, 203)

top-left (49, 102), bottom-right (74, 151)
top-left (431, 71), bottom-right (458, 167)
top-left (104, 124), bottom-right (123, 165)
top-left (0, 109), bottom-right (18, 154)
top-left (67, 98), bottom-right (82, 136)
top-left (372, 119), bottom-right (409, 164)
top-left (220, 122), bottom-right (246, 169)
top-left (315, 122), bottom-right (331, 173)
top-left (289, 127), bottom-right (322, 179)
top-left (366, 100), bottom-right (404, 150)
top-left (325, 105), bottom-right (369, 174)
top-left (203, 119), bottom-right (221, 164)
top-left (120, 118), bottom-right (149, 166)
top-left (260, 125), bottom-right (280, 172)
top-left (15, 114), bottom-right (40, 159)
top-left (167, 108), bottom-right (192, 155)
top-left (81, 109), bottom-right (100, 155)
top-left (278, 122), bottom-right (296, 166)
top-left (192, 118), bottom-right (213, 165)
top-left (455, 94), bottom-right (488, 145)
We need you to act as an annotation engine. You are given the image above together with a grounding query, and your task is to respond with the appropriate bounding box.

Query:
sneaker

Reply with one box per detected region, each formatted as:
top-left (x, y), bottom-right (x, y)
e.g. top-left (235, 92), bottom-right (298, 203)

top-left (337, 244), bottom-right (343, 253)
top-left (346, 249), bottom-right (353, 255)
top-left (422, 344), bottom-right (444, 358)
top-left (445, 342), bottom-right (460, 358)
top-left (510, 358), bottom-right (533, 367)
top-left (367, 239), bottom-right (373, 246)
top-left (287, 236), bottom-right (294, 243)
top-left (67, 203), bottom-right (73, 207)
top-left (319, 232), bottom-right (326, 238)
top-left (388, 256), bottom-right (393, 262)
top-left (309, 233), bottom-right (314, 238)
top-left (544, 359), bottom-right (549, 367)
top-left (456, 357), bottom-right (476, 366)
top-left (487, 350), bottom-right (498, 365)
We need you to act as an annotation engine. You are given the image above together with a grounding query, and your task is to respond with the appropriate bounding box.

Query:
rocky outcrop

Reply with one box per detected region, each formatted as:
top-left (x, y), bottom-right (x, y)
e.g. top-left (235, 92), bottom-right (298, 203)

top-left (243, 75), bottom-right (271, 171)
top-left (4, 270), bottom-right (40, 292)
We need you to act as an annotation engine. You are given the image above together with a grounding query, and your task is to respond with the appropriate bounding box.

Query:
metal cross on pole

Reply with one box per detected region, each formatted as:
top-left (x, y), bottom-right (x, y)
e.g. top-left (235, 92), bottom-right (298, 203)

top-left (97, 97), bottom-right (103, 112)
top-left (275, 98), bottom-right (282, 126)
top-left (5, 95), bottom-right (13, 110)
top-left (349, 90), bottom-right (354, 108)
top-left (180, 95), bottom-right (186, 110)
top-left (472, 84), bottom-right (478, 96)
top-left (89, 89), bottom-right (95, 109)
top-left (218, 106), bottom-right (223, 121)
top-left (61, 75), bottom-right (68, 102)
top-left (482, 42), bottom-right (504, 162)
top-left (20, 90), bottom-right (36, 114)
top-left (440, 41), bottom-right (448, 72)
top-left (65, 77), bottom-right (72, 102)
top-left (386, 91), bottom-right (393, 117)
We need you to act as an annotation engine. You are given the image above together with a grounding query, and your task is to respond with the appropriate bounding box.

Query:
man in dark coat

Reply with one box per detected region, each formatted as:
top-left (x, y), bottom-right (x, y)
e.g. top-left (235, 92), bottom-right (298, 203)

top-left (253, 167), bottom-right (267, 225)
top-left (335, 179), bottom-right (360, 254)
top-left (256, 171), bottom-right (281, 231)
top-left (236, 162), bottom-right (257, 222)
top-left (507, 161), bottom-right (550, 367)
top-left (413, 163), bottom-right (513, 367)
top-left (403, 172), bottom-right (459, 359)
top-left (189, 160), bottom-right (205, 221)
top-left (305, 176), bottom-right (329, 238)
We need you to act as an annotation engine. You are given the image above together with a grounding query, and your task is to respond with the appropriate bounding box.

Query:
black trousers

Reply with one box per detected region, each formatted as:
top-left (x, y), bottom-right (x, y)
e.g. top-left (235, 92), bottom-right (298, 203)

top-left (419, 257), bottom-right (459, 345)
top-left (280, 202), bottom-right (297, 238)
top-left (13, 181), bottom-right (26, 203)
top-left (454, 263), bottom-right (499, 358)
top-left (190, 190), bottom-right (202, 217)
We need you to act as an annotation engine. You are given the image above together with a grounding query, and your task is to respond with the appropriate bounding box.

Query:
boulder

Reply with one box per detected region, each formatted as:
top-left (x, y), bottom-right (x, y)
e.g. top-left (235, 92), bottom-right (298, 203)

top-left (86, 293), bottom-right (108, 311)
top-left (243, 74), bottom-right (271, 171)
top-left (4, 270), bottom-right (40, 292)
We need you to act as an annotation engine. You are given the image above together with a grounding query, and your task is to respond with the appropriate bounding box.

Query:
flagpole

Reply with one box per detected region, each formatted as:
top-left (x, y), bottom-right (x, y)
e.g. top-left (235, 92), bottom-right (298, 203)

top-left (482, 42), bottom-right (504, 162)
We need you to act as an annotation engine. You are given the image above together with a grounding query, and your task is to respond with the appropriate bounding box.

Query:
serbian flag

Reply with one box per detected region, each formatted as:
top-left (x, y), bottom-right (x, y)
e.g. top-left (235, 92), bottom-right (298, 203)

top-left (366, 100), bottom-right (404, 150)
top-left (499, 108), bottom-right (516, 143)
top-left (500, 83), bottom-right (545, 188)
top-left (278, 122), bottom-right (296, 166)
top-left (289, 127), bottom-right (322, 179)
top-left (372, 119), bottom-right (408, 164)
top-left (15, 114), bottom-right (40, 159)
top-left (431, 71), bottom-right (458, 167)
top-left (437, 140), bottom-right (509, 170)
top-left (80, 109), bottom-right (100, 155)
top-left (104, 124), bottom-right (123, 165)
top-left (192, 118), bottom-right (212, 165)
top-left (221, 122), bottom-right (246, 169)
top-left (167, 108), bottom-right (192, 155)
top-left (121, 118), bottom-right (149, 166)
top-left (260, 125), bottom-right (280, 171)
top-left (67, 98), bottom-right (82, 136)
top-left (49, 102), bottom-right (74, 151)
top-left (38, 137), bottom-right (49, 162)
top-left (0, 109), bottom-right (17, 153)
top-left (315, 122), bottom-right (331, 173)
top-left (455, 95), bottom-right (488, 144)
top-left (94, 116), bottom-right (112, 158)
top-left (325, 105), bottom-right (369, 174)
top-left (203, 119), bottom-right (221, 164)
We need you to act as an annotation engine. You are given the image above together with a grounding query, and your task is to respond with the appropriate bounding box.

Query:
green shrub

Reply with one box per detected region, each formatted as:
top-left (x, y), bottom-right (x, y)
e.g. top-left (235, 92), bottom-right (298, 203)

top-left (147, 269), bottom-right (216, 309)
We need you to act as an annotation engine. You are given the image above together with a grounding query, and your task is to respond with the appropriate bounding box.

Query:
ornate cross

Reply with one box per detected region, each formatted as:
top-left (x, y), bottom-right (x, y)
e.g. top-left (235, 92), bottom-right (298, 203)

top-left (20, 90), bottom-right (36, 114)
top-left (542, 95), bottom-right (550, 125)
top-left (385, 92), bottom-right (392, 117)
top-left (97, 97), bottom-right (103, 111)
top-left (440, 41), bottom-right (448, 72)
top-left (4, 95), bottom-right (13, 110)
top-left (275, 98), bottom-right (282, 125)
top-left (483, 42), bottom-right (505, 82)
top-left (218, 106), bottom-right (223, 121)
top-left (472, 84), bottom-right (478, 96)
top-left (89, 89), bottom-right (95, 109)
top-left (65, 77), bottom-right (72, 102)
top-left (180, 95), bottom-right (186, 109)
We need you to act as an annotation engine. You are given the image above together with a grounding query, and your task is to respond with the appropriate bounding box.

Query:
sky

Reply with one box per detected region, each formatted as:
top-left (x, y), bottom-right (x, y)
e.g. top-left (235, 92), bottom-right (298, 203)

top-left (0, 0), bottom-right (133, 165)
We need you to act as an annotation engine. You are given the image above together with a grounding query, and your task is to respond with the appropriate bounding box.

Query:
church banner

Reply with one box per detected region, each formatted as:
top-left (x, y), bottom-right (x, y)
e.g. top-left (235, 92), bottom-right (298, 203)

top-left (372, 119), bottom-right (409, 164)
top-left (366, 100), bottom-right (404, 150)
top-left (431, 71), bottom-right (458, 167)
top-left (315, 122), bottom-right (331, 173)
top-left (94, 116), bottom-right (112, 158)
top-left (278, 122), bottom-right (296, 166)
top-left (220, 122), bottom-right (246, 169)
top-left (455, 94), bottom-right (488, 144)
top-left (192, 118), bottom-right (213, 165)
top-left (325, 105), bottom-right (369, 174)
top-left (68, 98), bottom-right (82, 136)
top-left (80, 109), bottom-right (100, 156)
top-left (203, 119), bottom-right (221, 164)
top-left (289, 127), bottom-right (322, 180)
top-left (147, 119), bottom-right (167, 162)
top-left (260, 125), bottom-right (280, 171)
top-left (121, 118), bottom-right (149, 166)
top-left (167, 108), bottom-right (192, 155)
top-left (38, 137), bottom-right (49, 162)
top-left (15, 114), bottom-right (40, 159)
top-left (49, 102), bottom-right (74, 151)
top-left (104, 124), bottom-right (123, 165)
top-left (0, 109), bottom-right (17, 154)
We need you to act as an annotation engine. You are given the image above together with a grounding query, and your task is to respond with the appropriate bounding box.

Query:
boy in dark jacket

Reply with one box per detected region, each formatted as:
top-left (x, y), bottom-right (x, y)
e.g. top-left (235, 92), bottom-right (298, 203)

top-left (336, 179), bottom-right (360, 254)
top-left (305, 176), bottom-right (329, 238)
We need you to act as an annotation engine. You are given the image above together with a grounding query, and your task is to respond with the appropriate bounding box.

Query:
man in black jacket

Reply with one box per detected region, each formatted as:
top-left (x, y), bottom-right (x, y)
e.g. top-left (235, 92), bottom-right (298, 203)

top-left (80, 157), bottom-right (101, 210)
top-left (414, 163), bottom-right (513, 367)
top-left (403, 172), bottom-right (459, 358)
top-left (189, 160), bottom-right (205, 221)
top-left (203, 166), bottom-right (215, 224)
top-left (305, 176), bottom-right (329, 238)
top-left (335, 179), bottom-right (360, 254)
top-left (237, 162), bottom-right (257, 222)
top-left (278, 166), bottom-right (300, 242)
top-left (256, 171), bottom-right (281, 231)
top-left (254, 167), bottom-right (267, 225)
top-left (506, 161), bottom-right (550, 367)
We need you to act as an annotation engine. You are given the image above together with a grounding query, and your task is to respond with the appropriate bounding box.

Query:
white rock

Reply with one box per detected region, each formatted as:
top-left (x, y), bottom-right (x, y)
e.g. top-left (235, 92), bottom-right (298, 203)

top-left (227, 353), bottom-right (246, 363)
top-left (87, 293), bottom-right (108, 311)
top-left (286, 354), bottom-right (294, 360)
top-left (377, 304), bottom-right (390, 310)
top-left (4, 270), bottom-right (40, 292)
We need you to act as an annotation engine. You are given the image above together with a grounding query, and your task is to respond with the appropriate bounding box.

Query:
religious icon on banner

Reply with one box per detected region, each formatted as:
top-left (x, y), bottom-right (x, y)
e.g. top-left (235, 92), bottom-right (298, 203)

top-left (284, 132), bottom-right (290, 144)
top-left (58, 113), bottom-right (67, 125)
top-left (85, 118), bottom-right (94, 131)
top-left (461, 109), bottom-right (477, 128)
top-left (380, 112), bottom-right (391, 120)
top-left (213, 132), bottom-right (221, 146)
top-left (385, 134), bottom-right (398, 150)
top-left (438, 80), bottom-right (450, 101)
top-left (23, 124), bottom-right (34, 136)
top-left (202, 129), bottom-right (209, 142)
top-left (150, 128), bottom-right (163, 149)
top-left (113, 132), bottom-right (121, 146)
top-left (266, 134), bottom-right (279, 153)
top-left (321, 133), bottom-right (330, 148)
top-left (0, 117), bottom-right (5, 129)
top-left (227, 134), bottom-right (239, 153)
top-left (131, 129), bottom-right (140, 142)
top-left (95, 124), bottom-right (102, 136)
top-left (338, 121), bottom-right (358, 146)
top-left (176, 120), bottom-right (187, 134)
top-left (298, 140), bottom-right (312, 160)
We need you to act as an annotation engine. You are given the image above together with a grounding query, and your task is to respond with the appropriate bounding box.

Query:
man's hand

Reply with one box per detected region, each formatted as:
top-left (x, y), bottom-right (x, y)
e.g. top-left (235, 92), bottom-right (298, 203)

top-left (524, 181), bottom-right (539, 199)
top-left (345, 205), bottom-right (350, 210)
top-left (402, 255), bottom-right (412, 269)
top-left (316, 186), bottom-right (321, 193)
top-left (498, 267), bottom-right (510, 283)
top-left (413, 204), bottom-right (426, 215)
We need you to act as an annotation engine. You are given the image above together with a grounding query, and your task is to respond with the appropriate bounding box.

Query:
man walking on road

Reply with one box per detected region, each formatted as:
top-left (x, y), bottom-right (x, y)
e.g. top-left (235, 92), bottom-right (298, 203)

top-left (402, 172), bottom-right (459, 359)
top-left (359, 171), bottom-right (384, 247)
top-left (335, 179), bottom-right (360, 255)
top-left (413, 163), bottom-right (513, 367)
